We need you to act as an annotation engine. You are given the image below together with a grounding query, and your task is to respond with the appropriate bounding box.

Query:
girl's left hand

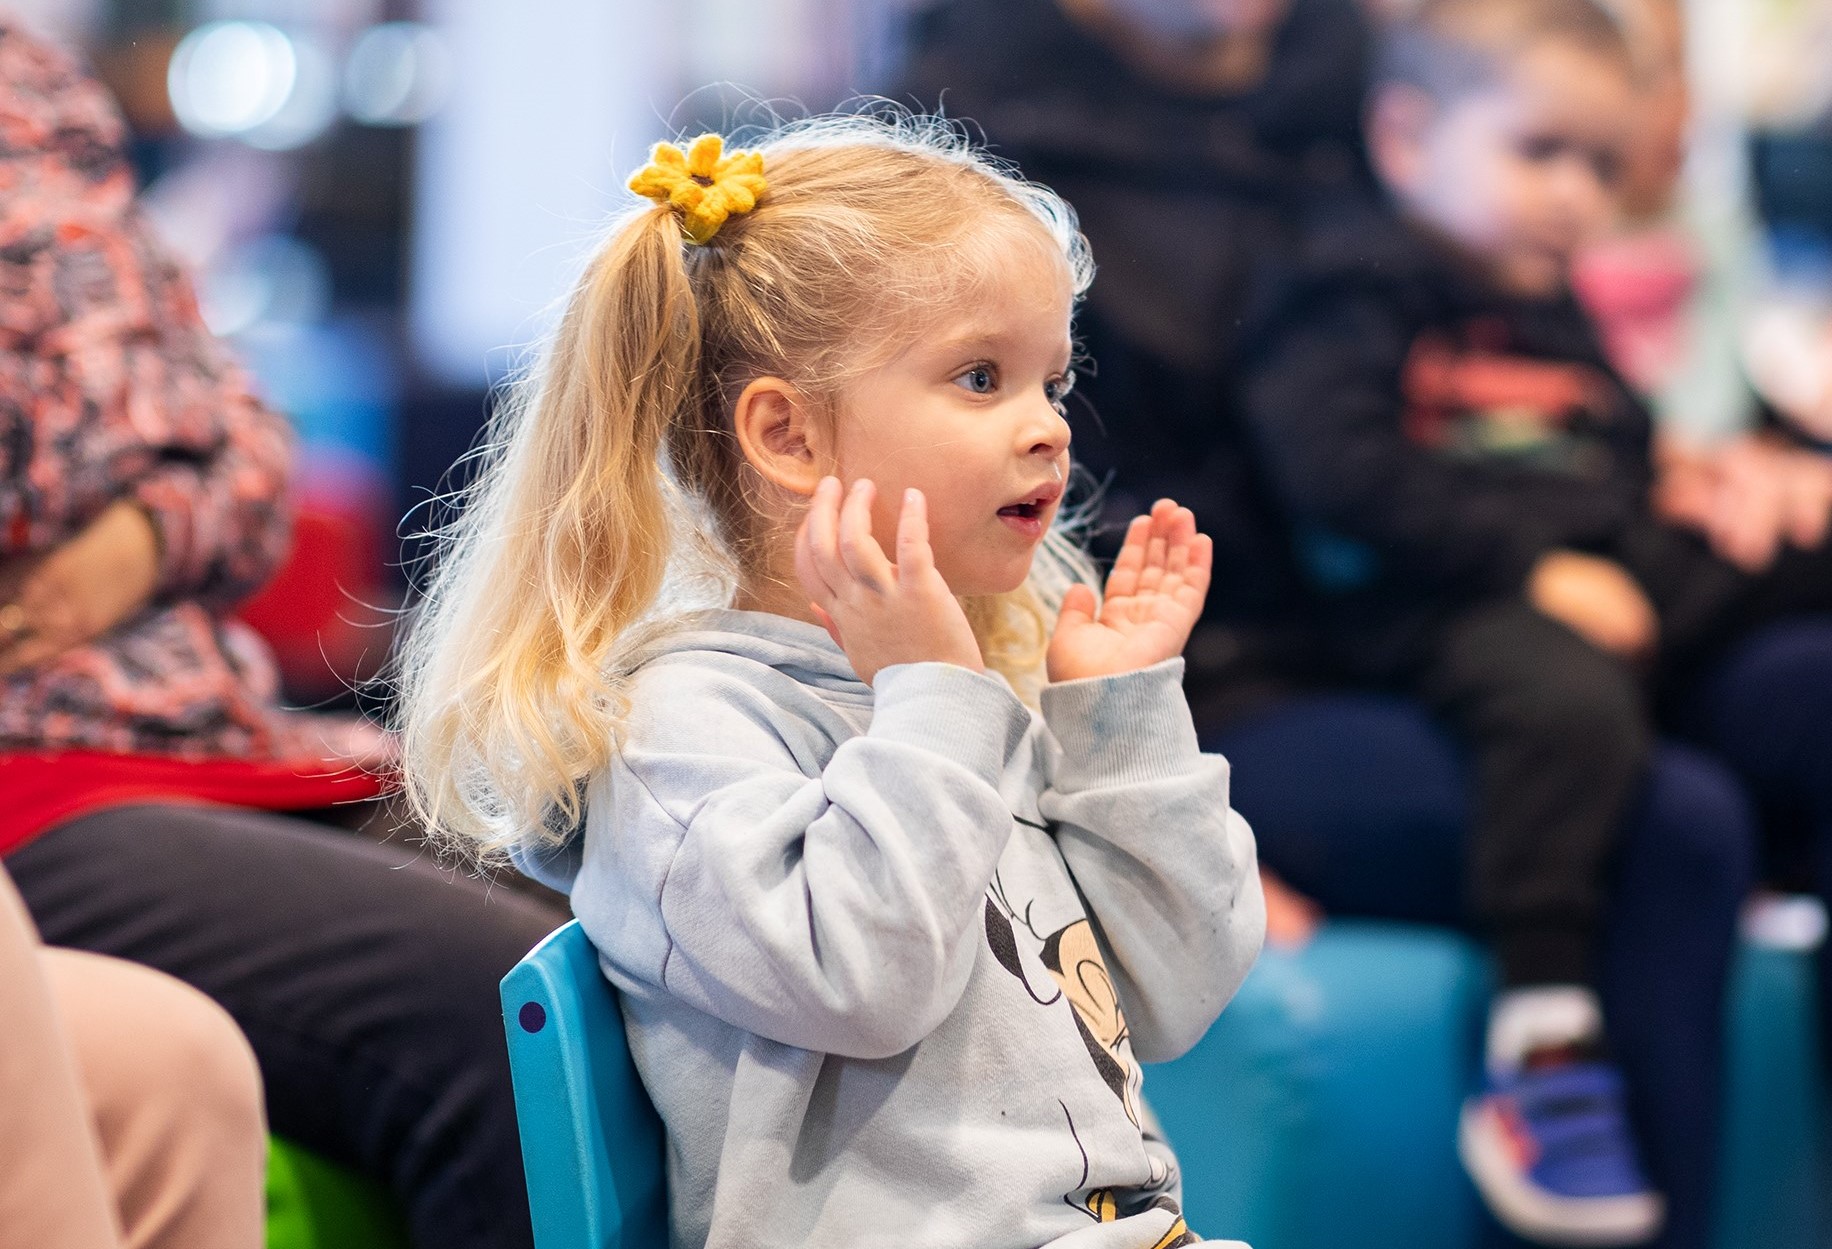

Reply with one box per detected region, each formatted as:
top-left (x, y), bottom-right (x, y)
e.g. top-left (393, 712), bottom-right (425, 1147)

top-left (1047, 499), bottom-right (1211, 683)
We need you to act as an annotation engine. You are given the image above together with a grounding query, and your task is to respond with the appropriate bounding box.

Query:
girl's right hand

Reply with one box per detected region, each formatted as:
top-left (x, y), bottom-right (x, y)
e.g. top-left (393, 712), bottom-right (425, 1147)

top-left (794, 477), bottom-right (984, 686)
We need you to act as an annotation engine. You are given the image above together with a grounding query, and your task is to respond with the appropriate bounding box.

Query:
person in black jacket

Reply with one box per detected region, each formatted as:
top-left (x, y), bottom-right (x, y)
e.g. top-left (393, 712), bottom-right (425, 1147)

top-left (1240, 1), bottom-right (1832, 1243)
top-left (901, 0), bottom-right (1371, 691)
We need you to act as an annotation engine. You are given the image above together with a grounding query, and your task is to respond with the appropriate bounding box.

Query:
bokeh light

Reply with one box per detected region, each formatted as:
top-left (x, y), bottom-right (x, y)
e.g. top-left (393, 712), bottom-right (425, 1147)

top-left (168, 21), bottom-right (296, 139)
top-left (344, 22), bottom-right (453, 127)
top-left (168, 20), bottom-right (337, 150)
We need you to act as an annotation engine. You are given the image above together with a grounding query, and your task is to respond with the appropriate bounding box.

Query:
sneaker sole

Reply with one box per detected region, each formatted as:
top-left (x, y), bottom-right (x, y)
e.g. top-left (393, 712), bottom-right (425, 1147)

top-left (1458, 1099), bottom-right (1665, 1247)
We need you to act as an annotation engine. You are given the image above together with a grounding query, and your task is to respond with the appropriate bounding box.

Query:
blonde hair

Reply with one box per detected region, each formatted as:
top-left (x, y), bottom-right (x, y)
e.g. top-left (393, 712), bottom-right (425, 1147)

top-left (396, 110), bottom-right (1095, 858)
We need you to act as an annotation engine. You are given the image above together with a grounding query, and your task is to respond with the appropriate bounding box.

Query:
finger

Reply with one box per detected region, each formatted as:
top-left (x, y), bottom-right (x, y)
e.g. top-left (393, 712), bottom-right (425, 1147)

top-left (1148, 498), bottom-right (1183, 543)
top-left (809, 477), bottom-right (856, 598)
top-left (838, 478), bottom-right (894, 590)
top-left (795, 478), bottom-right (843, 603)
top-left (895, 488), bottom-right (937, 586)
top-left (1156, 541), bottom-right (1211, 612)
top-left (1727, 514), bottom-right (1780, 573)
top-left (795, 513), bottom-right (834, 607)
top-left (1181, 533), bottom-right (1214, 604)
top-left (1165, 537), bottom-right (1189, 581)
top-left (1138, 534), bottom-right (1169, 593)
top-left (1056, 582), bottom-right (1098, 631)
top-left (1107, 514), bottom-right (1151, 599)
top-left (1162, 507), bottom-right (1206, 588)
top-left (1706, 504), bottom-right (1759, 572)
top-left (1788, 473), bottom-right (1832, 549)
top-left (1169, 504), bottom-right (1197, 546)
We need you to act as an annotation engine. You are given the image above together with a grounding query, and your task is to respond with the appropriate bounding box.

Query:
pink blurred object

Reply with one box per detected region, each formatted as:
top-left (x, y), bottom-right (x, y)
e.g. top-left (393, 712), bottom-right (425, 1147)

top-left (1572, 226), bottom-right (1698, 397)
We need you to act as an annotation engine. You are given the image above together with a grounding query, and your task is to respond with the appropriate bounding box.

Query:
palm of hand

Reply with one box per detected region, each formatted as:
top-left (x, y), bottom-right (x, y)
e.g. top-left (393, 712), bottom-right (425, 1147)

top-left (1048, 501), bottom-right (1212, 684)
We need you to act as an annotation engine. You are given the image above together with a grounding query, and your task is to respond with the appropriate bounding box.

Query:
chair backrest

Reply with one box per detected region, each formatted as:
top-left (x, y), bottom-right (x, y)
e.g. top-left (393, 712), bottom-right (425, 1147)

top-left (501, 919), bottom-right (670, 1249)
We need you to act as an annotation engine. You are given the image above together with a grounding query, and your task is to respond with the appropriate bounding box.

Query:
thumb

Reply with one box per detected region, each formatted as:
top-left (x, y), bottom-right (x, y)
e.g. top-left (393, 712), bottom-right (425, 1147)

top-left (1056, 583), bottom-right (1098, 633)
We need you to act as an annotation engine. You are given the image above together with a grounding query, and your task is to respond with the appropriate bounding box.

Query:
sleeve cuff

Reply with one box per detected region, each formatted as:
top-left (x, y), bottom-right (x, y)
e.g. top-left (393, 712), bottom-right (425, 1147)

top-left (1041, 658), bottom-right (1202, 785)
top-left (869, 662), bottom-right (1033, 784)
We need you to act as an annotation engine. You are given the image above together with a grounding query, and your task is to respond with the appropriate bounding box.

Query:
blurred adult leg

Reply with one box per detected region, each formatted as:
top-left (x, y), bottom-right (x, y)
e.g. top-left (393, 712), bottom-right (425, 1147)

top-left (1205, 693), bottom-right (1755, 1249)
top-left (1677, 617), bottom-right (1832, 1012)
top-left (0, 864), bottom-right (126, 1249)
top-left (1, 862), bottom-right (266, 1249)
top-left (6, 803), bottom-right (569, 1249)
top-left (50, 946), bottom-right (267, 1249)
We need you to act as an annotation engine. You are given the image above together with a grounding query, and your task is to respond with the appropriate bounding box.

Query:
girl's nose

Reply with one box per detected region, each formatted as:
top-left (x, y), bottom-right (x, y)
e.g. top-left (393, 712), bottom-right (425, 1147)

top-left (1023, 399), bottom-right (1072, 458)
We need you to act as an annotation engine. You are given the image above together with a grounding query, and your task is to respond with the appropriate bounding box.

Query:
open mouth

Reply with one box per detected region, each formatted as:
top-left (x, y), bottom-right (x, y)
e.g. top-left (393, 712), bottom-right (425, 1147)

top-left (997, 482), bottom-right (1062, 529)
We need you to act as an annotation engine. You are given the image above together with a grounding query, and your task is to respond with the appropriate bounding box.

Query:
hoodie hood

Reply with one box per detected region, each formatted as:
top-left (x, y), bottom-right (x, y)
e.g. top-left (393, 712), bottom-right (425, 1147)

top-left (511, 609), bottom-right (869, 891)
top-left (633, 609), bottom-right (872, 702)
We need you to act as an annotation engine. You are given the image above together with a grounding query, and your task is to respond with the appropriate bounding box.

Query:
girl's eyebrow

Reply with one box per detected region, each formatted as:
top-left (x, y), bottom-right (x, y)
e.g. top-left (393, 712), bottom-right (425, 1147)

top-left (926, 327), bottom-right (1007, 357)
top-left (927, 326), bottom-right (1074, 366)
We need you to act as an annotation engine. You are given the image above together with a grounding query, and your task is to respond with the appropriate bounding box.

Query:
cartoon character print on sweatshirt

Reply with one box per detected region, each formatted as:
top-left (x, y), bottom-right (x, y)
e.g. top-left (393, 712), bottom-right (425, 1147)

top-left (1053, 1098), bottom-right (1197, 1245)
top-left (984, 820), bottom-right (1194, 1243)
top-left (983, 846), bottom-right (1142, 1128)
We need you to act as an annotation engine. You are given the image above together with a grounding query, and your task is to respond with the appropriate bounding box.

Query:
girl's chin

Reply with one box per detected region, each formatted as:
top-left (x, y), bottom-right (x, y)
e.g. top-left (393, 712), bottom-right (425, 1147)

top-left (947, 562), bottom-right (1037, 600)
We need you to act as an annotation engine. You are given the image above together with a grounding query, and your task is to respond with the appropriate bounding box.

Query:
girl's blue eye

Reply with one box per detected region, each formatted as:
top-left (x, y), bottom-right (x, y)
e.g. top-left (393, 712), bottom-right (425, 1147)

top-left (1045, 371), bottom-right (1076, 413)
top-left (955, 365), bottom-right (995, 395)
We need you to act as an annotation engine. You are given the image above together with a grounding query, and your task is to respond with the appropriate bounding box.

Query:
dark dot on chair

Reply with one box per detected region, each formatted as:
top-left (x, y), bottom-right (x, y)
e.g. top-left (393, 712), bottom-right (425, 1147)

top-left (519, 1002), bottom-right (547, 1033)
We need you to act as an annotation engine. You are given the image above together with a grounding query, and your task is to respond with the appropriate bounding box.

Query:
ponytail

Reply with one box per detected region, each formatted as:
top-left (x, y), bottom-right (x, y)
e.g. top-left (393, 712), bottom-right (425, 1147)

top-left (396, 207), bottom-right (702, 855)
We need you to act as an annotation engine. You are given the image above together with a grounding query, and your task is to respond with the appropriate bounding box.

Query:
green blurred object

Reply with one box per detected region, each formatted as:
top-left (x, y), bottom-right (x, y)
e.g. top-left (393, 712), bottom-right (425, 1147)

top-left (265, 1137), bottom-right (410, 1249)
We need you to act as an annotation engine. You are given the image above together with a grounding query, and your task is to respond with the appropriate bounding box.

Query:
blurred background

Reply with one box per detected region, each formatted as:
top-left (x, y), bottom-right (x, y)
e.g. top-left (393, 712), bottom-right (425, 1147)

top-left (18, 0), bottom-right (1832, 703)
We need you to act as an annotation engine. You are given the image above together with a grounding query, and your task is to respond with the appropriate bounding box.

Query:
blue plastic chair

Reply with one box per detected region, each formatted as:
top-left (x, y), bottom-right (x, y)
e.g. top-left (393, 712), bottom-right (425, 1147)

top-left (1148, 918), bottom-right (1829, 1249)
top-left (500, 920), bottom-right (669, 1249)
top-left (501, 918), bottom-right (1827, 1249)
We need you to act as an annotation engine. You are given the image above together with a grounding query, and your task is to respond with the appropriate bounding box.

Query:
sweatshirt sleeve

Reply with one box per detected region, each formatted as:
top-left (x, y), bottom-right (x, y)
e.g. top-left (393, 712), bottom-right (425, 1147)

top-left (1038, 660), bottom-right (1265, 1063)
top-left (1241, 288), bottom-right (1593, 599)
top-left (605, 661), bottom-right (1032, 1060)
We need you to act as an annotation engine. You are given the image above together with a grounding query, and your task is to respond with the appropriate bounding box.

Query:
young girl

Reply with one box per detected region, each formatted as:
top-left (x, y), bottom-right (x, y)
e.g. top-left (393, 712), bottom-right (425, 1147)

top-left (399, 114), bottom-right (1264, 1249)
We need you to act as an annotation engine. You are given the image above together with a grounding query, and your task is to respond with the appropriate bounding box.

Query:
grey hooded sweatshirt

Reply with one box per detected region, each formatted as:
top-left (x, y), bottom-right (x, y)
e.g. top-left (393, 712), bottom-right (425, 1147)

top-left (525, 609), bottom-right (1264, 1249)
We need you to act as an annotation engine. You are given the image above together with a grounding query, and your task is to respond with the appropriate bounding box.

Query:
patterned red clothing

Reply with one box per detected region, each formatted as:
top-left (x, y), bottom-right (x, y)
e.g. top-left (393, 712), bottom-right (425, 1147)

top-left (0, 24), bottom-right (334, 761)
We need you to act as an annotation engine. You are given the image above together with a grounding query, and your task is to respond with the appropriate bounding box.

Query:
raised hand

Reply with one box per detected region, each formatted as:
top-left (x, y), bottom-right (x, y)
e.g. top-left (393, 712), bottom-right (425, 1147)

top-left (794, 476), bottom-right (984, 686)
top-left (1047, 499), bottom-right (1212, 683)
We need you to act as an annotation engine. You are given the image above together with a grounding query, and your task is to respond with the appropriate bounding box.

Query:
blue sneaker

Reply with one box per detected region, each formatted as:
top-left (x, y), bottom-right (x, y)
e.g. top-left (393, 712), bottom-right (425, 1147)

top-left (1458, 1046), bottom-right (1663, 1246)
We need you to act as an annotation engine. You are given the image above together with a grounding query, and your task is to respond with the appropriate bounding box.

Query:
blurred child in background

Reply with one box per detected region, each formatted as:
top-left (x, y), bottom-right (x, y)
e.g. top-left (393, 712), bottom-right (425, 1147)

top-left (1575, 0), bottom-right (1832, 577)
top-left (1242, 0), bottom-right (1832, 1242)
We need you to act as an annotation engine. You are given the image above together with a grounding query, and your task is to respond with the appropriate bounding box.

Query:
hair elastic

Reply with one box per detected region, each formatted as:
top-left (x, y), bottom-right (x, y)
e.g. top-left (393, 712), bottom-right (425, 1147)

top-left (628, 133), bottom-right (767, 245)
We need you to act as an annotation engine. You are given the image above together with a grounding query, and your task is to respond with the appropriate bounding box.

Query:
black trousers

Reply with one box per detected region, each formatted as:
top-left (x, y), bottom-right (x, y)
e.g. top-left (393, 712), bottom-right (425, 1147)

top-left (4, 803), bottom-right (568, 1249)
top-left (1413, 524), bottom-right (1832, 988)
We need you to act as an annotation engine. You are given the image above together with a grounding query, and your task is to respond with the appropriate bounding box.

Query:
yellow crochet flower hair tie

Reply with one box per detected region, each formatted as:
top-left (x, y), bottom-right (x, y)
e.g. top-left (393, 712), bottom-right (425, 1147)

top-left (627, 133), bottom-right (767, 245)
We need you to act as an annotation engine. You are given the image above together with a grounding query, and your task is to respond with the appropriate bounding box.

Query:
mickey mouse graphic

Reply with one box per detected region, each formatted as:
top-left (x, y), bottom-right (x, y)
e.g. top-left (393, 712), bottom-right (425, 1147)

top-left (984, 867), bottom-right (1142, 1128)
top-left (984, 837), bottom-right (1197, 1247)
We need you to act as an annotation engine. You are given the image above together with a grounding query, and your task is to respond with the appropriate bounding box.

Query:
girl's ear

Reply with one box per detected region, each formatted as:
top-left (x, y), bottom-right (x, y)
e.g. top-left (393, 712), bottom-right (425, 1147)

top-left (734, 376), bottom-right (825, 496)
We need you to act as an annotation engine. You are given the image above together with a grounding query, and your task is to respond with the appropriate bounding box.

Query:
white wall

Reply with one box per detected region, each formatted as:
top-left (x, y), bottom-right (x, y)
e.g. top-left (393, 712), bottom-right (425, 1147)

top-left (409, 0), bottom-right (676, 384)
